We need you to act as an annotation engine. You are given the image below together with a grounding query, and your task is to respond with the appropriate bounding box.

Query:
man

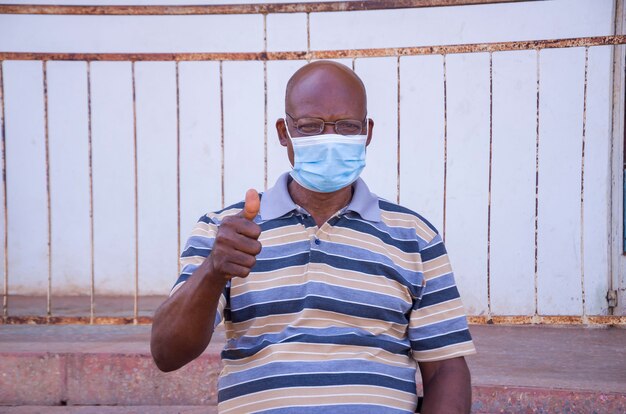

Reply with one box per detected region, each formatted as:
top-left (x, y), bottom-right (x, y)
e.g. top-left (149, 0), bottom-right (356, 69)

top-left (151, 60), bottom-right (476, 413)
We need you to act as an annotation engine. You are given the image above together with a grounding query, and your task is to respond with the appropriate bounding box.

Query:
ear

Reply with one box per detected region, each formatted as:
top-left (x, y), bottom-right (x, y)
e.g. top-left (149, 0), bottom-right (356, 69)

top-left (365, 118), bottom-right (374, 147)
top-left (276, 118), bottom-right (289, 147)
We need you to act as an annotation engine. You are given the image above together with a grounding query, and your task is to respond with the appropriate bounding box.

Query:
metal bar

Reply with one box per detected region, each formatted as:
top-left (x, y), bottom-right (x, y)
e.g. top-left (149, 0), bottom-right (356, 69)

top-left (470, 315), bottom-right (626, 325)
top-left (87, 61), bottom-right (95, 324)
top-left (580, 47), bottom-right (589, 319)
top-left (0, 61), bottom-right (7, 319)
top-left (396, 56), bottom-right (401, 205)
top-left (442, 54), bottom-right (448, 242)
top-left (533, 49), bottom-right (541, 321)
top-left (609, 0), bottom-right (625, 316)
top-left (219, 61), bottom-right (225, 209)
top-left (0, 0), bottom-right (543, 16)
top-left (176, 61), bottom-right (181, 276)
top-left (486, 52), bottom-right (493, 319)
top-left (263, 14), bottom-right (268, 191)
top-left (306, 12), bottom-right (311, 63)
top-left (2, 314), bottom-right (625, 326)
top-left (43, 61), bottom-right (52, 317)
top-left (131, 61), bottom-right (139, 325)
top-left (1, 36), bottom-right (624, 62)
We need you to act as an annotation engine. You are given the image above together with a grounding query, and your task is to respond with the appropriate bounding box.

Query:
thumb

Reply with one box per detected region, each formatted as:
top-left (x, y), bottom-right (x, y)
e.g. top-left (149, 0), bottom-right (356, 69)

top-left (241, 188), bottom-right (260, 221)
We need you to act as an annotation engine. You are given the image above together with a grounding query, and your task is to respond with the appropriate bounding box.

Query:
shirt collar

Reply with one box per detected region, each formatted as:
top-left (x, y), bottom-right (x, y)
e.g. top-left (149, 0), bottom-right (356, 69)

top-left (260, 172), bottom-right (381, 222)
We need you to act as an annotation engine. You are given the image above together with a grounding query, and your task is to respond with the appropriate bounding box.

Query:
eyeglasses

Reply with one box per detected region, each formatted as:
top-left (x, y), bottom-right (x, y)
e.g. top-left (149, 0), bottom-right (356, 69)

top-left (285, 113), bottom-right (366, 136)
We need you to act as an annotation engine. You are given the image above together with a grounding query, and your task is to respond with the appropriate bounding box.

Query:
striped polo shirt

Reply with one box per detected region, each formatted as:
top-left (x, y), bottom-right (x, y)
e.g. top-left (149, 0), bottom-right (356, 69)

top-left (172, 172), bottom-right (476, 414)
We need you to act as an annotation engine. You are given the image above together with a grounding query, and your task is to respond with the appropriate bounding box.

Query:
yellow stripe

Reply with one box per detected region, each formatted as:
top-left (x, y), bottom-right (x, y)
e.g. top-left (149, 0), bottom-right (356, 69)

top-left (228, 308), bottom-right (408, 340)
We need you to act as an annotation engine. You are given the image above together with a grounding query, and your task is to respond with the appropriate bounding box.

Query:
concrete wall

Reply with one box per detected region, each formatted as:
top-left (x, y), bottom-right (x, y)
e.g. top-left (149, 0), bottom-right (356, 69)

top-left (0, 0), bottom-right (621, 317)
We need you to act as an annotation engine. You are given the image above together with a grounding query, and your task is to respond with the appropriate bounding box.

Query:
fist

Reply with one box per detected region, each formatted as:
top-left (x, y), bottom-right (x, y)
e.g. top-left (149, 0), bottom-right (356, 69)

top-left (209, 189), bottom-right (262, 281)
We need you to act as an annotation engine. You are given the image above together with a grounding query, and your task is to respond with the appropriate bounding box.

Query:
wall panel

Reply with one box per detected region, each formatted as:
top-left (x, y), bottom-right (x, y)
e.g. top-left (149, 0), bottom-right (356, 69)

top-left (537, 47), bottom-right (585, 315)
top-left (222, 61), bottom-right (265, 207)
top-left (490, 50), bottom-right (537, 315)
top-left (91, 62), bottom-right (135, 299)
top-left (135, 62), bottom-right (178, 296)
top-left (445, 52), bottom-right (491, 315)
top-left (399, 54), bottom-right (445, 232)
top-left (4, 61), bottom-right (48, 305)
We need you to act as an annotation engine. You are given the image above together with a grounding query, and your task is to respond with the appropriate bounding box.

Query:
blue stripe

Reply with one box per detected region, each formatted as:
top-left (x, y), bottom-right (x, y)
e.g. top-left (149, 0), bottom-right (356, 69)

top-left (218, 372), bottom-right (416, 402)
top-left (420, 239), bottom-right (447, 262)
top-left (409, 315), bottom-right (469, 341)
top-left (253, 251), bottom-right (311, 272)
top-left (256, 241), bottom-right (310, 260)
top-left (230, 294), bottom-right (408, 325)
top-left (418, 285), bottom-right (460, 308)
top-left (181, 245), bottom-right (211, 258)
top-left (198, 215), bottom-right (216, 225)
top-left (221, 331), bottom-right (411, 360)
top-left (411, 328), bottom-right (472, 352)
top-left (231, 282), bottom-right (412, 314)
top-left (421, 273), bottom-right (456, 293)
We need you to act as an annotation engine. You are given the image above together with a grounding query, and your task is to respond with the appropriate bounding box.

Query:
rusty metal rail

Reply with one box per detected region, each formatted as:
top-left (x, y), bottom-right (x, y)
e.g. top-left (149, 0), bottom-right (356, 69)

top-left (1, 36), bottom-right (624, 62)
top-left (0, 0), bottom-right (545, 16)
top-left (2, 314), bottom-right (625, 326)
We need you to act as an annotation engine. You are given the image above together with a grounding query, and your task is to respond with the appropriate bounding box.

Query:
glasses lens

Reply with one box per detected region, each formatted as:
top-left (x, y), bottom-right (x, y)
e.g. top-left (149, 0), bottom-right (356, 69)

top-left (336, 120), bottom-right (363, 136)
top-left (296, 118), bottom-right (324, 135)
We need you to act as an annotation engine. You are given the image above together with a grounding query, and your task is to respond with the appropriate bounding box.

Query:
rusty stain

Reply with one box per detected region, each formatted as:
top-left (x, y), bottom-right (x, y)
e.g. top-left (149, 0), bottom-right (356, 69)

top-left (176, 61), bottom-right (181, 276)
top-left (1, 36), bottom-right (624, 62)
top-left (263, 14), bottom-right (269, 191)
top-left (470, 315), bottom-right (626, 325)
top-left (1, 314), bottom-right (623, 326)
top-left (42, 61), bottom-right (52, 317)
top-left (533, 49), bottom-right (540, 317)
top-left (580, 47), bottom-right (589, 317)
top-left (0, 61), bottom-right (7, 319)
top-left (486, 52), bottom-right (493, 318)
top-left (442, 54), bottom-right (448, 242)
top-left (131, 61), bottom-right (139, 325)
top-left (0, 315), bottom-right (152, 325)
top-left (0, 1), bottom-right (541, 15)
top-left (219, 61), bottom-right (225, 210)
top-left (396, 56), bottom-right (401, 205)
top-left (86, 61), bottom-right (95, 324)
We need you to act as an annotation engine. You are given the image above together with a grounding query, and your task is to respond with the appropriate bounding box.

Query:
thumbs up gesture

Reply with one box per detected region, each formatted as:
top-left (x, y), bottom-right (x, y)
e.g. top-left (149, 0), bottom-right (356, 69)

top-left (208, 189), bottom-right (262, 281)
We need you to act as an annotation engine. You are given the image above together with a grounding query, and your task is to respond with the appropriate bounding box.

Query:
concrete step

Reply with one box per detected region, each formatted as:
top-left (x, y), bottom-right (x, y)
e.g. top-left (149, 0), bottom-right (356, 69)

top-left (0, 324), bottom-right (624, 413)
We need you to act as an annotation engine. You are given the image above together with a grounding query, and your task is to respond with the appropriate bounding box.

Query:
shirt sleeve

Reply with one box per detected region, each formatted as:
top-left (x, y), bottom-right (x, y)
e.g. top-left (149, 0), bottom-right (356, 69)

top-left (409, 233), bottom-right (476, 362)
top-left (170, 215), bottom-right (229, 328)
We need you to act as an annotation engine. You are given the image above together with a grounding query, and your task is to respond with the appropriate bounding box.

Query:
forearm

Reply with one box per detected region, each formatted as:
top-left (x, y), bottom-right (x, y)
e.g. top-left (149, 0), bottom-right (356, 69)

top-left (150, 259), bottom-right (226, 372)
top-left (419, 358), bottom-right (472, 414)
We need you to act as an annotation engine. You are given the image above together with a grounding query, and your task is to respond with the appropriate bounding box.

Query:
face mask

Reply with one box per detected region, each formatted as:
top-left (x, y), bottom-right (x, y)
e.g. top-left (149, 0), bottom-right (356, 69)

top-left (286, 122), bottom-right (367, 193)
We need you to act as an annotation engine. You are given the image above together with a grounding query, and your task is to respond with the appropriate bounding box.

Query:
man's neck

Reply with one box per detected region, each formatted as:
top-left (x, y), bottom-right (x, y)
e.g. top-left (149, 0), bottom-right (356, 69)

top-left (288, 179), bottom-right (353, 227)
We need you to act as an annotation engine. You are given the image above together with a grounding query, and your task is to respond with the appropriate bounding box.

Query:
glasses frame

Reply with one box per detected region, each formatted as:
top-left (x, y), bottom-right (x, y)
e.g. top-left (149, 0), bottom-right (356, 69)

top-left (285, 112), bottom-right (367, 136)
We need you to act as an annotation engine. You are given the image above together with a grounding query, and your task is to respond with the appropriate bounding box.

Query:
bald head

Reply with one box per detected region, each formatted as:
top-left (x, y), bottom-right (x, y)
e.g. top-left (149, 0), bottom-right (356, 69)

top-left (285, 61), bottom-right (367, 121)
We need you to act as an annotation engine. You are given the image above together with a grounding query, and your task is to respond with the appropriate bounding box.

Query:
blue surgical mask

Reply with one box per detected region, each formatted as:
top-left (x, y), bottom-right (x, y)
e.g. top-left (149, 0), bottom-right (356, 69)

top-left (287, 123), bottom-right (367, 193)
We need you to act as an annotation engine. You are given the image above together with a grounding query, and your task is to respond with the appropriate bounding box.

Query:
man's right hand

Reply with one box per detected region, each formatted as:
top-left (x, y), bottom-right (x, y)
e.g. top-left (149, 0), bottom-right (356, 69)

top-left (208, 189), bottom-right (262, 281)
